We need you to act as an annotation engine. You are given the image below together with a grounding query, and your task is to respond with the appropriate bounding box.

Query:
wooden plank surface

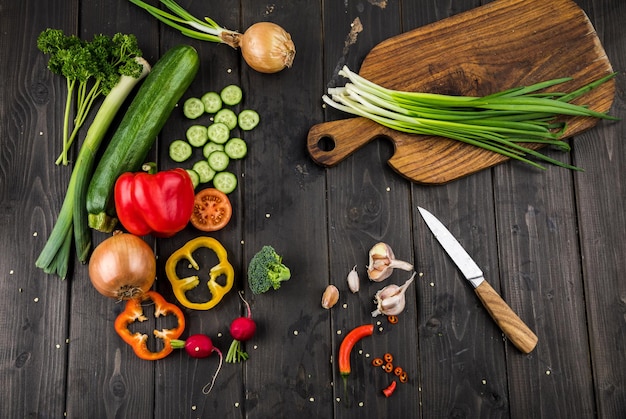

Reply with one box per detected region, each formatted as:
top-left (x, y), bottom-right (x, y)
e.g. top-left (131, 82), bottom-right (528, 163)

top-left (307, 0), bottom-right (616, 184)
top-left (0, 0), bottom-right (625, 418)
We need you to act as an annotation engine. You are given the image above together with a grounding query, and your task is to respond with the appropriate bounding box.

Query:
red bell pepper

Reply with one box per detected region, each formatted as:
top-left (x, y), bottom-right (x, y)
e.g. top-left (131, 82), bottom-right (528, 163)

top-left (114, 166), bottom-right (195, 237)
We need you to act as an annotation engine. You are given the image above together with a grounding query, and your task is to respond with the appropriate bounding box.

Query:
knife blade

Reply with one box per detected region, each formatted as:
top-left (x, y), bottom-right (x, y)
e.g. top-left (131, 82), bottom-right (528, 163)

top-left (418, 206), bottom-right (538, 353)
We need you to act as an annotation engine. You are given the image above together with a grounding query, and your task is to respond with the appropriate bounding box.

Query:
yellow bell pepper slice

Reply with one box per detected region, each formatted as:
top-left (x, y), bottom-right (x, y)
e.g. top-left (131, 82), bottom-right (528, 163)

top-left (165, 237), bottom-right (234, 310)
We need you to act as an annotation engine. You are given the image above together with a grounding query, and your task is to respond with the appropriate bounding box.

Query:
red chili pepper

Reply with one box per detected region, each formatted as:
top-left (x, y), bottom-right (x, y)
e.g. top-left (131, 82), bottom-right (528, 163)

top-left (114, 166), bottom-right (195, 237)
top-left (338, 324), bottom-right (374, 379)
top-left (382, 380), bottom-right (397, 397)
top-left (338, 323), bottom-right (374, 401)
top-left (114, 290), bottom-right (185, 360)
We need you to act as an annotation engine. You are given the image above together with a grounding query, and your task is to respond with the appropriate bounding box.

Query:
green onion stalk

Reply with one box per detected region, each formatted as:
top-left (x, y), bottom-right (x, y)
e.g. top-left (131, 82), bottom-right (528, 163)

top-left (323, 66), bottom-right (618, 170)
top-left (36, 60), bottom-right (151, 279)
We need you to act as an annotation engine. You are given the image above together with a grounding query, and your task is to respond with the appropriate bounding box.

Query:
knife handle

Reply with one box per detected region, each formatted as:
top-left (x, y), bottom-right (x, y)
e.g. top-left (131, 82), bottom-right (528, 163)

top-left (474, 280), bottom-right (538, 353)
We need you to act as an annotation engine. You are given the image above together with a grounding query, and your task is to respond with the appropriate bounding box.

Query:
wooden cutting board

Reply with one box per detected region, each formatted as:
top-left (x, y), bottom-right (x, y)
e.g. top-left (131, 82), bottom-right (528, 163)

top-left (306, 0), bottom-right (616, 184)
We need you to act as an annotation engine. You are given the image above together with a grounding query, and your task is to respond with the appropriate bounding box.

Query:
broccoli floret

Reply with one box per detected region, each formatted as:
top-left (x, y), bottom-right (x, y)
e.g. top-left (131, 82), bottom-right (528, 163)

top-left (247, 246), bottom-right (291, 294)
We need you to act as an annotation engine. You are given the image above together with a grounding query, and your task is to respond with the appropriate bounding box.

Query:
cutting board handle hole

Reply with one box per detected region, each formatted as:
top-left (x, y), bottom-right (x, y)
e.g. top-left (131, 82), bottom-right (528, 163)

top-left (316, 136), bottom-right (336, 152)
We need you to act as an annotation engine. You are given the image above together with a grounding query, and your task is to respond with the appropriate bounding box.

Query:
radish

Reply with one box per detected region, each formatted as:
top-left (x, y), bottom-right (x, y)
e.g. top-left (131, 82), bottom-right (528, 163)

top-left (226, 292), bottom-right (257, 363)
top-left (172, 334), bottom-right (223, 394)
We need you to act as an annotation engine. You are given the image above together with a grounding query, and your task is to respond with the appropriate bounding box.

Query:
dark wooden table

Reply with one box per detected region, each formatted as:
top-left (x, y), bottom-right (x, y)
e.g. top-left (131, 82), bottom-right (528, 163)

top-left (1, 0), bottom-right (625, 418)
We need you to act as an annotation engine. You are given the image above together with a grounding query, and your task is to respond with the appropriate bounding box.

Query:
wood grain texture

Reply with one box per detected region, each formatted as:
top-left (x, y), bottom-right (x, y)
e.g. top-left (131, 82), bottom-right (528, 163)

top-left (1, 0), bottom-right (625, 418)
top-left (473, 280), bottom-right (538, 353)
top-left (307, 0), bottom-right (616, 184)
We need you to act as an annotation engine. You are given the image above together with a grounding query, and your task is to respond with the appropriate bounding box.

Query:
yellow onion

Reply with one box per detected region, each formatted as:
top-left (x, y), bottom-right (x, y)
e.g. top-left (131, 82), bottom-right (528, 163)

top-left (88, 231), bottom-right (156, 300)
top-left (237, 22), bottom-right (296, 73)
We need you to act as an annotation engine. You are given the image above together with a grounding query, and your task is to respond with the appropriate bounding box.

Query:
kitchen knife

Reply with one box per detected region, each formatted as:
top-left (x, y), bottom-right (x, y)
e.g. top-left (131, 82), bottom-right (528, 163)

top-left (418, 206), bottom-right (538, 353)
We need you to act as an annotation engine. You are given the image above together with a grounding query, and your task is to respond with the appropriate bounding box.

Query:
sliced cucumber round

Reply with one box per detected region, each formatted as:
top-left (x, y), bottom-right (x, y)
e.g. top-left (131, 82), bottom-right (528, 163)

top-left (207, 122), bottom-right (230, 144)
top-left (169, 139), bottom-right (192, 162)
top-left (192, 160), bottom-right (216, 183)
top-left (220, 84), bottom-right (243, 106)
top-left (224, 137), bottom-right (247, 159)
top-left (202, 141), bottom-right (225, 159)
top-left (214, 108), bottom-right (238, 130)
top-left (201, 91), bottom-right (222, 113)
top-left (207, 150), bottom-right (230, 172)
top-left (183, 97), bottom-right (204, 119)
top-left (213, 171), bottom-right (238, 194)
top-left (186, 124), bottom-right (209, 147)
top-left (238, 109), bottom-right (260, 131)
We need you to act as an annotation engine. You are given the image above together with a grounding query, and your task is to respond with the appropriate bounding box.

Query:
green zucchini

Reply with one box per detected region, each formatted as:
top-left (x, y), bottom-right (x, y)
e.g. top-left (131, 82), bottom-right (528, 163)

top-left (86, 45), bottom-right (199, 232)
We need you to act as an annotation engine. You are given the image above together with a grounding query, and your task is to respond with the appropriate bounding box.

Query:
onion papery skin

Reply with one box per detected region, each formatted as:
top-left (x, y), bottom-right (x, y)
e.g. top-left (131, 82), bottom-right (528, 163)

top-left (239, 22), bottom-right (296, 73)
top-left (88, 232), bottom-right (156, 300)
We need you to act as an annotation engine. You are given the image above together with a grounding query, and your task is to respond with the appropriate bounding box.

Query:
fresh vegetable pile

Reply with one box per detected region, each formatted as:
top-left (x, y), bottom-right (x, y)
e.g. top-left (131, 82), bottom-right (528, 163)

top-left (35, 23), bottom-right (294, 397)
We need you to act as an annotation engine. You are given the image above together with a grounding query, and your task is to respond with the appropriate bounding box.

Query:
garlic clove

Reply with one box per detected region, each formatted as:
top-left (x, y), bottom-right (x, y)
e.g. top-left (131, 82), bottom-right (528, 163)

top-left (371, 272), bottom-right (416, 317)
top-left (367, 242), bottom-right (413, 282)
top-left (321, 285), bottom-right (339, 309)
top-left (347, 265), bottom-right (360, 293)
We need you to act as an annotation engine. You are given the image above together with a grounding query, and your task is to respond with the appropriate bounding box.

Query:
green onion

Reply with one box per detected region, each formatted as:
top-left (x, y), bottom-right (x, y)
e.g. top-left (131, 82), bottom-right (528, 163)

top-left (323, 66), bottom-right (618, 170)
top-left (36, 62), bottom-right (150, 279)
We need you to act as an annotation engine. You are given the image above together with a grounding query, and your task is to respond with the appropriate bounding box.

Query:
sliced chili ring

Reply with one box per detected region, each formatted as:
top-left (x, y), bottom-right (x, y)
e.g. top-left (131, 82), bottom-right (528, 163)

top-left (399, 371), bottom-right (409, 383)
top-left (383, 362), bottom-right (394, 373)
top-left (387, 315), bottom-right (399, 324)
top-left (190, 188), bottom-right (232, 232)
top-left (393, 366), bottom-right (403, 376)
top-left (372, 357), bottom-right (384, 367)
top-left (383, 352), bottom-right (393, 363)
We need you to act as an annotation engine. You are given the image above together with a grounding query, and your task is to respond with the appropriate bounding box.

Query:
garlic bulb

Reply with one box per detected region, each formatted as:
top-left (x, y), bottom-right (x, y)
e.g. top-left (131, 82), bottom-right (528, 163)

top-left (371, 272), bottom-right (416, 317)
top-left (347, 265), bottom-right (360, 293)
top-left (321, 285), bottom-right (339, 309)
top-left (367, 242), bottom-right (413, 282)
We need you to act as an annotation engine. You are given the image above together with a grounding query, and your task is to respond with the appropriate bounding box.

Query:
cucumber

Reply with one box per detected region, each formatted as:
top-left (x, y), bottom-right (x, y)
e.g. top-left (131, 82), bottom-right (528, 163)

top-left (186, 169), bottom-right (200, 189)
top-left (202, 141), bottom-right (224, 158)
top-left (213, 171), bottom-right (238, 194)
top-left (192, 160), bottom-right (216, 183)
top-left (86, 45), bottom-right (200, 232)
top-left (238, 109), bottom-right (260, 131)
top-left (183, 97), bottom-right (204, 119)
top-left (169, 139), bottom-right (193, 162)
top-left (186, 124), bottom-right (209, 147)
top-left (207, 122), bottom-right (230, 144)
top-left (201, 91), bottom-right (222, 113)
top-left (207, 150), bottom-right (230, 172)
top-left (224, 137), bottom-right (247, 159)
top-left (214, 108), bottom-right (238, 130)
top-left (220, 84), bottom-right (243, 106)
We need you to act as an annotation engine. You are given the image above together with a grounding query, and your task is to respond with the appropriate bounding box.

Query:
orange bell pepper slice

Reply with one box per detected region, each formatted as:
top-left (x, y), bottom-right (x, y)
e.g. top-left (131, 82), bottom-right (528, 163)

top-left (114, 290), bottom-right (185, 360)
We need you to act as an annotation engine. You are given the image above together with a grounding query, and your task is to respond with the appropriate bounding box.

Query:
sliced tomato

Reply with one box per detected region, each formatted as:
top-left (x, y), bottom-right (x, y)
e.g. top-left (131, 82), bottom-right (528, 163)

top-left (190, 188), bottom-right (233, 231)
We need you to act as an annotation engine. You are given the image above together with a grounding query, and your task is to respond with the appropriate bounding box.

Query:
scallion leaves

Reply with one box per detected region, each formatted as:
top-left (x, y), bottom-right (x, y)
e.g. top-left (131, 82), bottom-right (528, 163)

top-left (323, 66), bottom-right (617, 170)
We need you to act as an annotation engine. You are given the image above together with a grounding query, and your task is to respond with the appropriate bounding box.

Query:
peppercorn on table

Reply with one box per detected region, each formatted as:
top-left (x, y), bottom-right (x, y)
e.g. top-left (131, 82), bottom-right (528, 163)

top-left (1, 0), bottom-right (625, 418)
